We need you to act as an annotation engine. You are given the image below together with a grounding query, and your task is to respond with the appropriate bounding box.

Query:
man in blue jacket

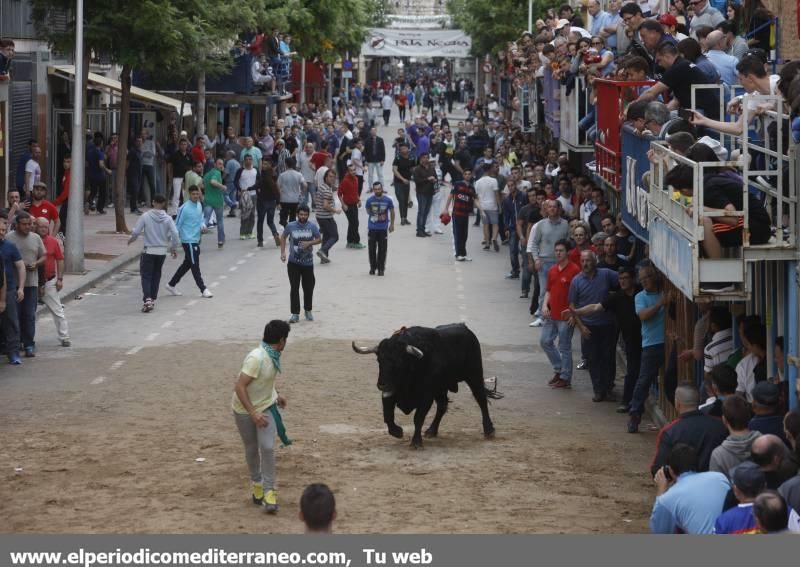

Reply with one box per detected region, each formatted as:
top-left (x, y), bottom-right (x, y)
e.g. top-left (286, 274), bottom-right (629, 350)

top-left (166, 185), bottom-right (213, 298)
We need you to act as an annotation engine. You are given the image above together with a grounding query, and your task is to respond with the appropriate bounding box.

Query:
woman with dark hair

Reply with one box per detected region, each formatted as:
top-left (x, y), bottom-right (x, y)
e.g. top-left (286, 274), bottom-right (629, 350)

top-left (677, 38), bottom-right (720, 83)
top-left (741, 0), bottom-right (773, 52)
top-left (726, 1), bottom-right (742, 29)
top-left (670, 0), bottom-right (687, 25)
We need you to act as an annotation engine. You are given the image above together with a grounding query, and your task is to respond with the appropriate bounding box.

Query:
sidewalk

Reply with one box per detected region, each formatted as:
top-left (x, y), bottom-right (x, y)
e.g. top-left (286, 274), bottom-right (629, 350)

top-left (49, 208), bottom-right (145, 309)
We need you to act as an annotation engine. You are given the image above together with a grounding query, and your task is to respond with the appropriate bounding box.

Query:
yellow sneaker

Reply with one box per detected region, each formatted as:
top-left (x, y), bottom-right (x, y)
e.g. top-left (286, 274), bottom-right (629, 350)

top-left (252, 484), bottom-right (264, 505)
top-left (263, 489), bottom-right (278, 514)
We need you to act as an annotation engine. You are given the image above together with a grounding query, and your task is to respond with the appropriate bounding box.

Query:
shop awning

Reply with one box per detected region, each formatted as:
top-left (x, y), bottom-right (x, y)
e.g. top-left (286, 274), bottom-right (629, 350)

top-left (48, 65), bottom-right (192, 117)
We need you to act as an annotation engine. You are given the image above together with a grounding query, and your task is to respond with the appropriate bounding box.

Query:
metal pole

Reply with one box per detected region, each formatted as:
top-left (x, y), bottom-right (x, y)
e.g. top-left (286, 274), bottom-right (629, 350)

top-left (343, 51), bottom-right (350, 103)
top-left (66, 0), bottom-right (85, 273)
top-left (327, 63), bottom-right (333, 110)
top-left (300, 57), bottom-right (306, 105)
top-left (528, 0), bottom-right (533, 33)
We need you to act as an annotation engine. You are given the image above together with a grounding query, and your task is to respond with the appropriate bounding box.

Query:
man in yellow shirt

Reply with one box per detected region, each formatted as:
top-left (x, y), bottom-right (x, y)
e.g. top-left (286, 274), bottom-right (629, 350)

top-left (232, 320), bottom-right (291, 513)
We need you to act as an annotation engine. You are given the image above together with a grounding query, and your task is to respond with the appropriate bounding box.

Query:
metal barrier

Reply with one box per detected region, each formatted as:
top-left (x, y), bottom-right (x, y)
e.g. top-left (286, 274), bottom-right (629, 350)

top-left (559, 75), bottom-right (593, 152)
top-left (593, 78), bottom-right (655, 188)
top-left (542, 67), bottom-right (560, 139)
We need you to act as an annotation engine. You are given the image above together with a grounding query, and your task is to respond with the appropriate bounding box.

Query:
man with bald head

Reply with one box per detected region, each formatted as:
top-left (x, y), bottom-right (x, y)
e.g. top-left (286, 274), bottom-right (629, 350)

top-left (705, 30), bottom-right (738, 87)
top-left (753, 491), bottom-right (790, 533)
top-left (750, 434), bottom-right (798, 489)
top-left (649, 384), bottom-right (728, 476)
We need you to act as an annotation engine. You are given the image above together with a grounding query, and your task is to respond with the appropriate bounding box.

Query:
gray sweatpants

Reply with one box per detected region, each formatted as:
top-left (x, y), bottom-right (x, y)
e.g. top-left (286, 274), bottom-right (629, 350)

top-left (234, 409), bottom-right (276, 491)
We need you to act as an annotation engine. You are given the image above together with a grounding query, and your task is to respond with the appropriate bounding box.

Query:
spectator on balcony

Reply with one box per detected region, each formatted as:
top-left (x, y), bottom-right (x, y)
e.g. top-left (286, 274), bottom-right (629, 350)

top-left (636, 42), bottom-right (720, 120)
top-left (750, 434), bottom-right (798, 490)
top-left (710, 395), bottom-right (762, 476)
top-left (689, 0), bottom-right (726, 35)
top-left (650, 443), bottom-right (731, 534)
top-left (747, 382), bottom-right (787, 444)
top-left (713, 461), bottom-right (765, 533)
top-left (701, 363), bottom-right (739, 417)
top-left (704, 30), bottom-right (739, 86)
top-left (716, 21), bottom-right (749, 60)
top-left (678, 38), bottom-right (721, 83)
top-left (638, 20), bottom-right (678, 73)
top-left (625, 99), bottom-right (650, 134)
top-left (0, 38), bottom-right (15, 79)
top-left (659, 14), bottom-right (688, 41)
top-left (618, 3), bottom-right (646, 56)
top-left (251, 56), bottom-right (273, 89)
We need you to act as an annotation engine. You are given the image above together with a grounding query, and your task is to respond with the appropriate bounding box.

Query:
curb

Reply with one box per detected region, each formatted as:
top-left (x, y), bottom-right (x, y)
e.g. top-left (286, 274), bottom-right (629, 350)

top-left (36, 247), bottom-right (142, 315)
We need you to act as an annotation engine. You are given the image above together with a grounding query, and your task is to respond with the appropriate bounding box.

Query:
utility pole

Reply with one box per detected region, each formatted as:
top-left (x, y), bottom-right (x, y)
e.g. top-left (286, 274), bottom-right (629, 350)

top-left (65, 0), bottom-right (85, 273)
top-left (528, 0), bottom-right (533, 33)
top-left (300, 58), bottom-right (306, 105)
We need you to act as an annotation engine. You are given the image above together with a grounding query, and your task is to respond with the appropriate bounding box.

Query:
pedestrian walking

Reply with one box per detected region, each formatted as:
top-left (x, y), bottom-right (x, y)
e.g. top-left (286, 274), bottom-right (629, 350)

top-left (0, 214), bottom-right (23, 365)
top-left (392, 143), bottom-right (415, 226)
top-left (277, 157), bottom-right (307, 228)
top-left (234, 154), bottom-right (258, 239)
top-left (203, 158), bottom-right (227, 249)
top-left (232, 319), bottom-right (292, 514)
top-left (6, 212), bottom-right (44, 358)
top-left (280, 205), bottom-right (321, 323)
top-left (313, 167), bottom-right (341, 264)
top-left (413, 152), bottom-right (437, 238)
top-left (34, 217), bottom-right (70, 345)
top-left (443, 172), bottom-right (479, 261)
top-left (475, 162), bottom-right (502, 251)
top-left (256, 159), bottom-right (281, 248)
top-left (128, 195), bottom-right (180, 312)
top-left (223, 150), bottom-right (241, 216)
top-left (338, 161), bottom-right (364, 249)
top-left (381, 92), bottom-right (393, 126)
top-left (365, 182), bottom-right (395, 276)
top-left (166, 186), bottom-right (213, 299)
top-left (365, 127), bottom-right (386, 190)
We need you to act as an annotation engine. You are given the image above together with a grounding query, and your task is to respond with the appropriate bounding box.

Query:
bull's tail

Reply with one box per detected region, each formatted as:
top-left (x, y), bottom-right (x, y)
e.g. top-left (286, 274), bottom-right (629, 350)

top-left (483, 376), bottom-right (504, 400)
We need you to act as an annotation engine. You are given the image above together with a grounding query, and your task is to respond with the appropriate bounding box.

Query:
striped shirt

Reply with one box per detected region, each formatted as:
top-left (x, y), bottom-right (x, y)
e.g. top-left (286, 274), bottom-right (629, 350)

top-left (704, 329), bottom-right (734, 374)
top-left (314, 182), bottom-right (335, 220)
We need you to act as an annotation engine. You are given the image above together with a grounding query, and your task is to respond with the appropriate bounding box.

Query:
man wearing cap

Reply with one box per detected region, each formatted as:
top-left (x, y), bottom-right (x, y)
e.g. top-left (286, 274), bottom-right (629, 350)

top-left (749, 382), bottom-right (789, 445)
top-left (554, 18), bottom-right (592, 41)
top-left (713, 462), bottom-right (765, 534)
top-left (710, 395), bottom-right (762, 477)
top-left (28, 183), bottom-right (60, 236)
top-left (658, 14), bottom-right (687, 41)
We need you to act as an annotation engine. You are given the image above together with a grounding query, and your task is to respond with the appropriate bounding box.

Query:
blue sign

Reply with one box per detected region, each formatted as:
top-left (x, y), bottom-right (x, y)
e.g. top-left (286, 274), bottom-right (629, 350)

top-left (343, 60), bottom-right (353, 71)
top-left (620, 126), bottom-right (655, 242)
top-left (649, 215), bottom-right (695, 299)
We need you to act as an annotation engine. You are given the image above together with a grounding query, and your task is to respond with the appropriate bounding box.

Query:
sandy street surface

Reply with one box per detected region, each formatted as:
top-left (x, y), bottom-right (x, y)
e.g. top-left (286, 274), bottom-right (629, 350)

top-left (0, 112), bottom-right (657, 533)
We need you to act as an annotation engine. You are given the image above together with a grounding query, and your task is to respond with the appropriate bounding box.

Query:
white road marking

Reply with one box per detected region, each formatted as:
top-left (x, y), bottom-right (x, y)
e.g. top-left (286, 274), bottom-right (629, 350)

top-left (146, 332), bottom-right (160, 341)
top-left (175, 309), bottom-right (186, 317)
top-left (110, 360), bottom-right (125, 371)
top-left (209, 281), bottom-right (220, 288)
top-left (219, 275), bottom-right (228, 280)
top-left (458, 305), bottom-right (466, 311)
top-left (186, 300), bottom-right (198, 307)
top-left (456, 284), bottom-right (464, 291)
top-left (237, 259), bottom-right (246, 265)
top-left (91, 376), bottom-right (107, 385)
top-left (456, 294), bottom-right (465, 300)
top-left (246, 253), bottom-right (255, 258)
top-left (229, 266), bottom-right (238, 272)
top-left (161, 321), bottom-right (174, 328)
top-left (125, 346), bottom-right (143, 356)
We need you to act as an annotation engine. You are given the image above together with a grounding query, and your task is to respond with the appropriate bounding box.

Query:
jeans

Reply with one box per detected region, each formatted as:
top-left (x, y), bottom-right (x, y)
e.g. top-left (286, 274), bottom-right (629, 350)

top-left (317, 217), bottom-right (339, 255)
top-left (344, 204), bottom-right (360, 244)
top-left (368, 162), bottom-right (384, 189)
top-left (224, 183), bottom-right (238, 210)
top-left (536, 260), bottom-right (554, 315)
top-left (88, 178), bottom-right (107, 212)
top-left (368, 229), bottom-right (388, 270)
top-left (141, 164), bottom-right (159, 199)
top-left (305, 181), bottom-right (316, 208)
top-left (508, 232), bottom-right (520, 275)
top-left (204, 205), bottom-right (225, 244)
top-left (452, 215), bottom-right (469, 257)
top-left (169, 243), bottom-right (205, 292)
top-left (629, 343), bottom-right (665, 417)
top-left (0, 288), bottom-right (20, 355)
top-left (584, 324), bottom-right (617, 397)
top-left (520, 247), bottom-right (532, 293)
top-left (171, 178), bottom-right (183, 214)
top-left (19, 286), bottom-right (38, 350)
top-left (127, 173), bottom-right (141, 212)
top-left (395, 182), bottom-right (410, 220)
top-left (278, 202), bottom-right (298, 227)
top-left (42, 278), bottom-right (70, 342)
top-left (622, 338), bottom-right (643, 408)
top-left (256, 200), bottom-right (278, 244)
top-left (140, 253), bottom-right (167, 302)
top-left (540, 319), bottom-right (575, 381)
top-left (287, 262), bottom-right (315, 314)
top-left (416, 193), bottom-right (433, 234)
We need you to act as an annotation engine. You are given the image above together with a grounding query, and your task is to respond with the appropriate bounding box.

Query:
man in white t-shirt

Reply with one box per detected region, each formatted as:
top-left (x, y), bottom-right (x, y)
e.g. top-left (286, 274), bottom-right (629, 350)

top-left (474, 161), bottom-right (502, 252)
top-left (381, 93), bottom-right (393, 126)
top-left (24, 146), bottom-right (42, 197)
top-left (350, 139), bottom-right (365, 196)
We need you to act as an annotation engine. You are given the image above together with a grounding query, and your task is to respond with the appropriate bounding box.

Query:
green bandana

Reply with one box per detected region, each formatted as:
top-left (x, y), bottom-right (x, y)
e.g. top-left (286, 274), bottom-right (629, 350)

top-left (268, 404), bottom-right (293, 447)
top-left (262, 342), bottom-right (282, 373)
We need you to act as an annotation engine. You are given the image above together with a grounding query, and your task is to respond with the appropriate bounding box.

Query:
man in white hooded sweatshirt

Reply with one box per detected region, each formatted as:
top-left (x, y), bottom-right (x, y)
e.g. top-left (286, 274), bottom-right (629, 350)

top-left (128, 194), bottom-right (180, 312)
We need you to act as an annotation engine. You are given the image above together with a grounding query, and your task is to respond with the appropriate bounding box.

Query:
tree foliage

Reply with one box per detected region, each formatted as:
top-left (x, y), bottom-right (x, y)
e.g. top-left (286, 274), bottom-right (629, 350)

top-left (448, 0), bottom-right (560, 56)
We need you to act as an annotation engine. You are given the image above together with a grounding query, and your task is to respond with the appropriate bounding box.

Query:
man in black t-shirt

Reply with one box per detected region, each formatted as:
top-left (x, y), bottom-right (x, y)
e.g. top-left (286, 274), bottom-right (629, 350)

top-left (169, 139), bottom-right (193, 215)
top-left (635, 42), bottom-right (720, 120)
top-left (451, 137), bottom-right (472, 183)
top-left (516, 188), bottom-right (541, 300)
top-left (391, 143), bottom-right (416, 226)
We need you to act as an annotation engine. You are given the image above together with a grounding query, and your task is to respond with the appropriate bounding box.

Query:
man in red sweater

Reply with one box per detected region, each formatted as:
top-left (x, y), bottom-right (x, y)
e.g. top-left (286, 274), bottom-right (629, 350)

top-left (337, 161), bottom-right (364, 249)
top-left (35, 217), bottom-right (70, 347)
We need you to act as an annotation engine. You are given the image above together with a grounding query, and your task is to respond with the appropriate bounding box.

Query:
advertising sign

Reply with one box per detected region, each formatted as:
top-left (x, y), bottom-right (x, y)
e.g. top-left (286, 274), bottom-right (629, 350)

top-left (362, 28), bottom-right (472, 58)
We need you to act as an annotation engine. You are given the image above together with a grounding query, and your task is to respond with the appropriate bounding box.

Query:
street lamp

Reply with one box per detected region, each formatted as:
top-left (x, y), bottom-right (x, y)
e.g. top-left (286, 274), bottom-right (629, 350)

top-left (66, 0), bottom-right (86, 273)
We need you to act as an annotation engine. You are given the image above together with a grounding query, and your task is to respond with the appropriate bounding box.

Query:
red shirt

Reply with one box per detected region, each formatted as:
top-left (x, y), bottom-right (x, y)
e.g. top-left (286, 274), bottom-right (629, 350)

top-left (397, 94), bottom-right (407, 107)
top-left (546, 261), bottom-right (581, 321)
top-left (30, 200), bottom-right (60, 225)
top-left (568, 244), bottom-right (595, 266)
top-left (191, 144), bottom-right (205, 165)
top-left (337, 173), bottom-right (360, 206)
top-left (42, 234), bottom-right (64, 281)
top-left (310, 151), bottom-right (331, 170)
top-left (54, 171), bottom-right (70, 207)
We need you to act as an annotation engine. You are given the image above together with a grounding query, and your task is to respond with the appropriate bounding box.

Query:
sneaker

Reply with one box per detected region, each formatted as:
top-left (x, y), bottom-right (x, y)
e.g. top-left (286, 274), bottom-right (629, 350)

top-left (434, 228), bottom-right (444, 234)
top-left (552, 379), bottom-right (572, 389)
top-left (202, 288), bottom-right (214, 298)
top-left (425, 231), bottom-right (433, 236)
top-left (416, 232), bottom-right (427, 238)
top-left (252, 484), bottom-right (264, 505)
top-left (369, 269), bottom-right (376, 275)
top-left (528, 317), bottom-right (543, 327)
top-left (377, 270), bottom-right (385, 276)
top-left (218, 242), bottom-right (224, 249)
top-left (520, 292), bottom-right (529, 299)
top-left (352, 243), bottom-right (366, 249)
top-left (304, 310), bottom-right (314, 321)
top-left (273, 235), bottom-right (281, 247)
top-left (493, 240), bottom-right (500, 252)
top-left (576, 359), bottom-right (589, 370)
top-left (262, 490), bottom-right (279, 514)
top-left (627, 415), bottom-right (641, 434)
top-left (60, 339), bottom-right (72, 347)
top-left (8, 352), bottom-right (21, 365)
top-left (616, 404), bottom-right (630, 414)
top-left (132, 209), bottom-right (144, 215)
top-left (166, 284), bottom-right (182, 296)
top-left (505, 273), bottom-right (520, 280)
top-left (463, 256), bottom-right (472, 261)
top-left (24, 347), bottom-right (35, 358)
top-left (482, 245), bottom-right (490, 250)
top-left (591, 393), bottom-right (605, 402)
top-left (456, 256), bottom-right (466, 262)
top-left (289, 314), bottom-right (300, 324)
top-left (548, 373), bottom-right (561, 386)
top-left (604, 391), bottom-right (617, 402)
top-left (257, 241), bottom-right (264, 247)
top-left (317, 250), bottom-right (330, 264)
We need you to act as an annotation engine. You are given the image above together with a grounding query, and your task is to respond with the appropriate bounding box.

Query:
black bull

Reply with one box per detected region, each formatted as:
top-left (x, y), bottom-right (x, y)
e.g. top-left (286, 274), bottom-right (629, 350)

top-left (352, 323), bottom-right (499, 448)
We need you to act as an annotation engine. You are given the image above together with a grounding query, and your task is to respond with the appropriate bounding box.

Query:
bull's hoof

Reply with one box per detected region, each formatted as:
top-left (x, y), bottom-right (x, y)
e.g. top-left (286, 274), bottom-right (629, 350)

top-left (484, 427), bottom-right (496, 439)
top-left (387, 424), bottom-right (403, 438)
top-left (423, 427), bottom-right (438, 438)
top-left (410, 438), bottom-right (424, 450)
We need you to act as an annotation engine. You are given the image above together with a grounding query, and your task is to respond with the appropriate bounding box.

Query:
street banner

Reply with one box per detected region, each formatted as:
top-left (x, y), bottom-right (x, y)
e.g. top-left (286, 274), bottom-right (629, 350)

top-left (362, 29), bottom-right (471, 58)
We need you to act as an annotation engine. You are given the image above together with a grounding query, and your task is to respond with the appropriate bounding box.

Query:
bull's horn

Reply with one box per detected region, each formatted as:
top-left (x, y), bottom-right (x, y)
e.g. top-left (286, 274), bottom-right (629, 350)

top-left (352, 341), bottom-right (378, 354)
top-left (405, 345), bottom-right (424, 359)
